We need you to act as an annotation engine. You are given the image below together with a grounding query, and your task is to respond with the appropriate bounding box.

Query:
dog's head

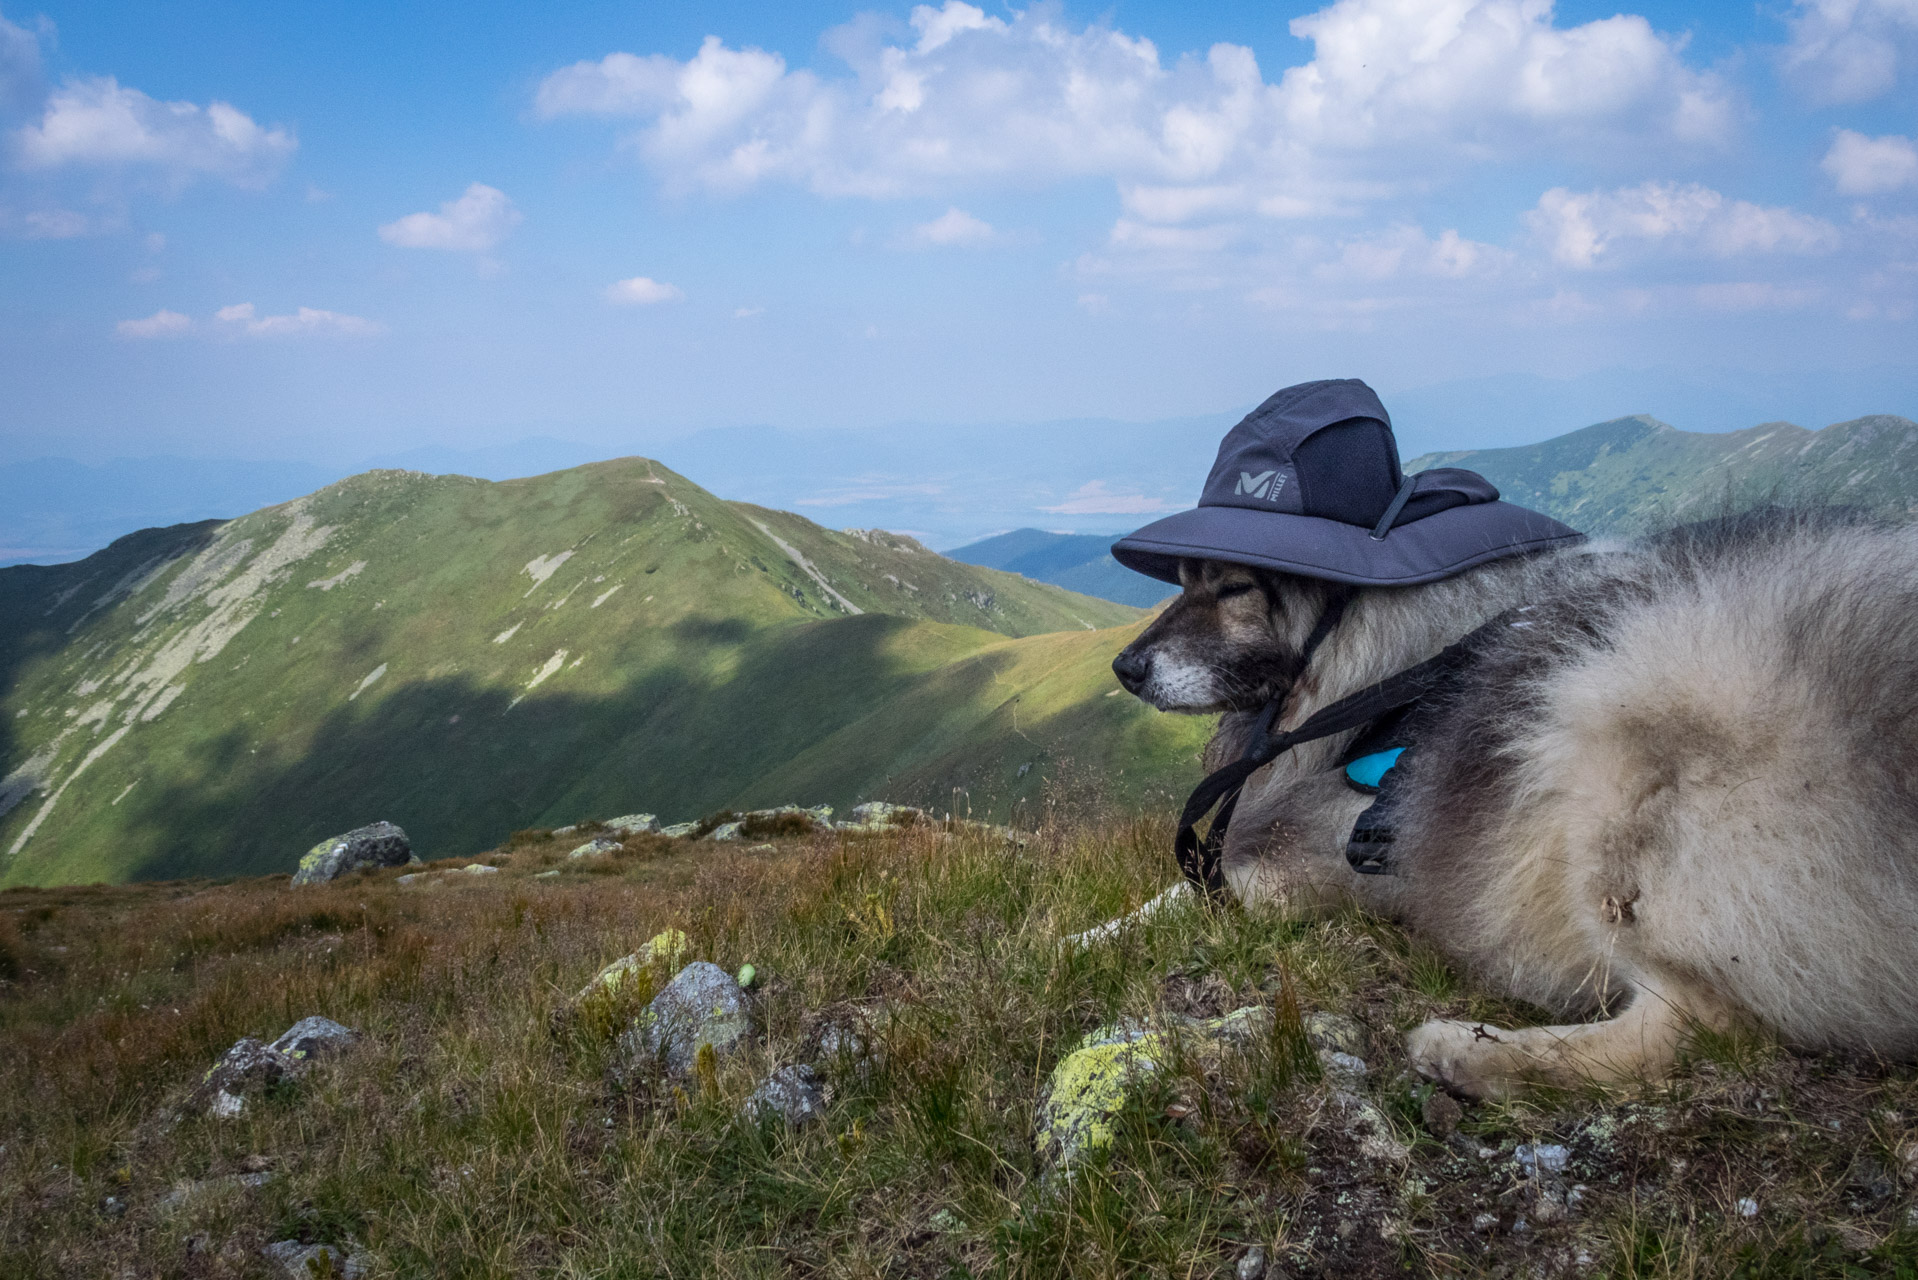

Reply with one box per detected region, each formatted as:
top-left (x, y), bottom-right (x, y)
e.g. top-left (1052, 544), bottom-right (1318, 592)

top-left (1111, 559), bottom-right (1343, 713)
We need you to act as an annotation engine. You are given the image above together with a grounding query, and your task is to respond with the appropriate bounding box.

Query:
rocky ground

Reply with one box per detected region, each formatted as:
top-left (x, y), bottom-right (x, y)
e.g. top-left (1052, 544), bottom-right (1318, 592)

top-left (3, 813), bottom-right (1917, 1277)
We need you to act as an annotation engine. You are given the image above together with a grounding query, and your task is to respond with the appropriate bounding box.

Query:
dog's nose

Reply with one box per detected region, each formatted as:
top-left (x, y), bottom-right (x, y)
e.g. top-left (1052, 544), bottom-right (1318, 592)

top-left (1111, 648), bottom-right (1150, 692)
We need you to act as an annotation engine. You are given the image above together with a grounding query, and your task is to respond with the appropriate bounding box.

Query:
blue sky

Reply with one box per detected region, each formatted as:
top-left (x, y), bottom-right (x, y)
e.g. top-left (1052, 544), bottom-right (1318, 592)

top-left (2, 0), bottom-right (1916, 488)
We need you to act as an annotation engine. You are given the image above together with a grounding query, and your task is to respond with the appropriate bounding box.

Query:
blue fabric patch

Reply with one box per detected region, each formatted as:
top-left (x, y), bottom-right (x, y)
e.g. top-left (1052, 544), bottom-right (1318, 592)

top-left (1344, 747), bottom-right (1404, 791)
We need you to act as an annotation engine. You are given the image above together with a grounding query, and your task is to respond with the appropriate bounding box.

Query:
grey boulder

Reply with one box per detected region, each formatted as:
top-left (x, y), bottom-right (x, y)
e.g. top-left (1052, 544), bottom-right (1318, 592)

top-left (621, 961), bottom-right (752, 1075)
top-left (194, 1017), bottom-right (358, 1117)
top-left (291, 822), bottom-right (415, 886)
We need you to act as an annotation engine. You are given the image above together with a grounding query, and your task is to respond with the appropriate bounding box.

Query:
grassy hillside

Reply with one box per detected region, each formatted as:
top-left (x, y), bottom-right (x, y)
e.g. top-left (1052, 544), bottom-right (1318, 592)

top-left (6, 818), bottom-right (1913, 1277)
top-left (1409, 413), bottom-right (1918, 534)
top-left (0, 460), bottom-right (1199, 887)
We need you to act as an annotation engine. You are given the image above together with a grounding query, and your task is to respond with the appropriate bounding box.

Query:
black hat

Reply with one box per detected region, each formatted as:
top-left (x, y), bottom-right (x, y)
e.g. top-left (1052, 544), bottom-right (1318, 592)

top-left (1111, 378), bottom-right (1582, 587)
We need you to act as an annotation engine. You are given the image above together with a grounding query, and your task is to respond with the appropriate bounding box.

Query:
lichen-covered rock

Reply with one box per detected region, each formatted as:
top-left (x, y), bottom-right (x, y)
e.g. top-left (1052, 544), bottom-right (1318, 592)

top-left (568, 836), bottom-right (622, 859)
top-left (621, 961), bottom-right (753, 1075)
top-left (1303, 1011), bottom-right (1366, 1057)
top-left (745, 1064), bottom-right (825, 1127)
top-left (268, 1016), bottom-right (357, 1064)
top-left (290, 821), bottom-right (415, 886)
top-left (658, 822), bottom-right (700, 838)
top-left (574, 929), bottom-right (690, 1003)
top-left (263, 1240), bottom-right (369, 1279)
top-left (842, 801), bottom-right (926, 830)
top-left (605, 813), bottom-right (658, 835)
top-left (193, 1017), bottom-right (359, 1117)
top-left (460, 863), bottom-right (499, 875)
top-left (1037, 1006), bottom-right (1280, 1171)
top-left (709, 822), bottom-right (744, 842)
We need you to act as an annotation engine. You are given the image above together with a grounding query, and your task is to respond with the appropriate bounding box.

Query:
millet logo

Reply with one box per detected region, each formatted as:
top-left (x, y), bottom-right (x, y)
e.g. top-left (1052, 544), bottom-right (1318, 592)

top-left (1236, 470), bottom-right (1285, 501)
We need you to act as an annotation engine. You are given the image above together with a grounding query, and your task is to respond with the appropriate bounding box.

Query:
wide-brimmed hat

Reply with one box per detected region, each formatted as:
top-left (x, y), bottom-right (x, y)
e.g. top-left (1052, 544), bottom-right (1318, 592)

top-left (1111, 378), bottom-right (1583, 587)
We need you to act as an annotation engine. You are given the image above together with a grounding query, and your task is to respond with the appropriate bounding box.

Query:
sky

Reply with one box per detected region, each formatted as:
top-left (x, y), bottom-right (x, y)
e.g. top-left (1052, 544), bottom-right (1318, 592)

top-left (2, 0), bottom-right (1917, 495)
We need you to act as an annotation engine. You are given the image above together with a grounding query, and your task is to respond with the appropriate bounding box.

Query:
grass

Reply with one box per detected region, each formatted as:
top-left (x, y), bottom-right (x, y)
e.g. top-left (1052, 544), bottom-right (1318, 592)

top-left (4, 817), bottom-right (1918, 1278)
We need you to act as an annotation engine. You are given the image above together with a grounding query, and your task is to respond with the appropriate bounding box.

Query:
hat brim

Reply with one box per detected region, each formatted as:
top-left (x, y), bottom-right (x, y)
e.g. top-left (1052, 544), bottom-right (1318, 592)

top-left (1111, 501), bottom-right (1583, 587)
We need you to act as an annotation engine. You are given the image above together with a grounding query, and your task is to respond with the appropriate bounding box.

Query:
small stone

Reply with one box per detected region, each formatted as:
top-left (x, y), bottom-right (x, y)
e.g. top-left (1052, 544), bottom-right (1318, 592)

top-left (268, 1016), bottom-right (357, 1063)
top-left (291, 821), bottom-right (415, 886)
top-left (658, 822), bottom-right (700, 838)
top-left (1736, 1197), bottom-right (1759, 1218)
top-left (209, 1089), bottom-right (245, 1119)
top-left (1898, 1139), bottom-right (1918, 1185)
top-left (534, 870), bottom-right (560, 879)
top-left (744, 1064), bottom-right (825, 1127)
top-left (1473, 1212), bottom-right (1499, 1233)
top-left (1318, 1049), bottom-right (1367, 1087)
top-left (709, 822), bottom-right (744, 842)
top-left (1567, 1184), bottom-right (1588, 1211)
top-left (1532, 1194), bottom-right (1566, 1224)
top-left (1303, 1011), bottom-right (1366, 1057)
top-left (621, 961), bottom-right (753, 1075)
top-left (101, 1195), bottom-right (126, 1219)
top-left (605, 813), bottom-right (658, 835)
top-left (568, 837), bottom-right (622, 859)
top-left (461, 863), bottom-right (499, 875)
top-left (552, 825), bottom-right (579, 838)
top-left (1515, 1142), bottom-right (1570, 1177)
top-left (929, 1208), bottom-right (966, 1234)
top-left (746, 843), bottom-right (775, 853)
top-left (1236, 1245), bottom-right (1267, 1280)
top-left (395, 873), bottom-right (427, 885)
top-left (1421, 1090), bottom-right (1463, 1137)
top-left (846, 801), bottom-right (925, 829)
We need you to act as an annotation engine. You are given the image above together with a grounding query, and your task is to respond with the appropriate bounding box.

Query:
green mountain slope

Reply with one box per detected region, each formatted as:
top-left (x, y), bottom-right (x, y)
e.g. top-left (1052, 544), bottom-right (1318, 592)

top-left (0, 460), bottom-right (1195, 887)
top-left (1408, 413), bottom-right (1918, 534)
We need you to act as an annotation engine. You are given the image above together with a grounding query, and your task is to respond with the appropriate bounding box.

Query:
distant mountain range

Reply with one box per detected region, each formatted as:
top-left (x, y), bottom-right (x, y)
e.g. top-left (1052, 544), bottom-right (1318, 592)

top-left (0, 460), bottom-right (1208, 887)
top-left (1407, 413), bottom-right (1918, 533)
top-left (945, 529), bottom-right (1173, 607)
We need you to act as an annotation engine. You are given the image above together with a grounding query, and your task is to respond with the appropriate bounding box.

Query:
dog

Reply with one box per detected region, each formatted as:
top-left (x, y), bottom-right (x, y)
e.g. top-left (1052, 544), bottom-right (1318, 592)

top-left (1111, 509), bottom-right (1918, 1098)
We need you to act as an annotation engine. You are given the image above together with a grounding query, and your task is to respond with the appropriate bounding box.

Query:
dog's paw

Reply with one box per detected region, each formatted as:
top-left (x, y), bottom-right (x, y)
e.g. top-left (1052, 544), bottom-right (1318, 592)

top-left (1406, 1018), bottom-right (1514, 1101)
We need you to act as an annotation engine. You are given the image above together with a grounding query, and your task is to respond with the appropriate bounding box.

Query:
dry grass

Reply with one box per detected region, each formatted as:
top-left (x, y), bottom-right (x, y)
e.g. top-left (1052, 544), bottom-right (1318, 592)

top-left (3, 819), bottom-right (1917, 1278)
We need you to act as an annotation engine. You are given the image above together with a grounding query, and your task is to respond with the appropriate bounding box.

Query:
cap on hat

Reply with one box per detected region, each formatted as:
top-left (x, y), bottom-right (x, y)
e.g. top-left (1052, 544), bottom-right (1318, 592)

top-left (1111, 378), bottom-right (1583, 587)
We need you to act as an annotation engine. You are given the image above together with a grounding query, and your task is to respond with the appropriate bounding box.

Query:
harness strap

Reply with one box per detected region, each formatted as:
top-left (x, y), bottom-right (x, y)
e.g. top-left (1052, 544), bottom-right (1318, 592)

top-left (1175, 608), bottom-right (1513, 902)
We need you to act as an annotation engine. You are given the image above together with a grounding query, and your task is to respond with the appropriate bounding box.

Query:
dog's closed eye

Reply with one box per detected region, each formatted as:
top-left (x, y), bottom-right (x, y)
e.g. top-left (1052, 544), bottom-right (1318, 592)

top-left (1215, 581), bottom-right (1256, 599)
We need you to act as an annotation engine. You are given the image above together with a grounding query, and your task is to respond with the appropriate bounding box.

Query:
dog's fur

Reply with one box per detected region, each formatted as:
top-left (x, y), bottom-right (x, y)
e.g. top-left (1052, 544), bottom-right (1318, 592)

top-left (1112, 511), bottom-right (1918, 1097)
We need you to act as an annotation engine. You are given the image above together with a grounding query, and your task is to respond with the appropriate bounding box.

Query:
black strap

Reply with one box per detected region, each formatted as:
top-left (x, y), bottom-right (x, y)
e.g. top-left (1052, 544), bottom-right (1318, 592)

top-left (1370, 474), bottom-right (1420, 540)
top-left (1175, 608), bottom-right (1513, 902)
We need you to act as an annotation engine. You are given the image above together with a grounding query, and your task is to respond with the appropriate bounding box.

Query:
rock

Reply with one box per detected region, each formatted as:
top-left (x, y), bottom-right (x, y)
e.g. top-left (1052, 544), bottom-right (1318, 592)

top-left (928, 1208), bottom-right (966, 1234)
top-left (551, 825), bottom-right (580, 838)
top-left (395, 873), bottom-right (429, 886)
top-left (745, 1064), bottom-right (825, 1127)
top-left (736, 805), bottom-right (834, 836)
top-left (1335, 1091), bottom-right (1411, 1164)
top-left (605, 813), bottom-right (658, 835)
top-left (1421, 1089), bottom-right (1463, 1138)
top-left (193, 1038), bottom-right (295, 1117)
top-left (658, 822), bottom-right (700, 838)
top-left (575, 929), bottom-right (690, 1002)
top-left (193, 1018), bottom-right (358, 1116)
top-left (1036, 1006), bottom-right (1277, 1171)
top-left (568, 837), bottom-right (622, 859)
top-left (811, 1018), bottom-right (877, 1079)
top-left (621, 961), bottom-right (753, 1075)
top-left (1472, 1212), bottom-right (1500, 1233)
top-left (1736, 1197), bottom-right (1760, 1218)
top-left (290, 821), bottom-right (415, 886)
top-left (263, 1241), bottom-right (368, 1279)
top-left (1236, 1246), bottom-right (1267, 1280)
top-left (534, 870), bottom-right (560, 879)
top-left (101, 1195), bottom-right (126, 1219)
top-left (1303, 1011), bottom-right (1366, 1057)
top-left (269, 1016), bottom-right (357, 1064)
top-left (1318, 1049), bottom-right (1368, 1088)
top-left (746, 843), bottom-right (775, 853)
top-left (460, 863), bottom-right (499, 875)
top-left (843, 801), bottom-right (925, 830)
top-left (1515, 1142), bottom-right (1570, 1177)
top-left (158, 1172), bottom-right (274, 1212)
top-left (709, 822), bottom-right (744, 842)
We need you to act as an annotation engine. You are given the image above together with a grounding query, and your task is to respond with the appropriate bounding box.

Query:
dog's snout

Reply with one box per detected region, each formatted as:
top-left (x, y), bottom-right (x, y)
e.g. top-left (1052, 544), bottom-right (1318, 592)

top-left (1111, 647), bottom-right (1150, 692)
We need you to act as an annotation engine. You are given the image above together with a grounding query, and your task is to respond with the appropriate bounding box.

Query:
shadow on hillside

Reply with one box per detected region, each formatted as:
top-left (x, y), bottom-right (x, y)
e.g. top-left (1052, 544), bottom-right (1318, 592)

top-left (0, 522), bottom-right (223, 819)
top-left (105, 613), bottom-right (1039, 882)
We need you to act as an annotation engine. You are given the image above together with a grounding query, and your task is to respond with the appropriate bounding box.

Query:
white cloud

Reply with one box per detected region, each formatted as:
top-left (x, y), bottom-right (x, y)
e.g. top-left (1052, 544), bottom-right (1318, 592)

top-left (909, 206), bottom-right (992, 246)
top-left (214, 302), bottom-right (384, 337)
top-left (1783, 0), bottom-right (1918, 103)
top-left (534, 0), bottom-right (1728, 207)
top-left (604, 276), bottom-right (684, 305)
top-left (11, 76), bottom-right (294, 187)
top-left (1, 10), bottom-right (45, 118)
top-left (1041, 480), bottom-right (1174, 514)
top-left (733, 305), bottom-right (764, 318)
top-left (378, 183), bottom-right (521, 252)
top-left (1823, 128), bottom-right (1918, 194)
top-left (1315, 225), bottom-right (1508, 280)
top-left (1527, 182), bottom-right (1840, 267)
top-left (115, 309), bottom-right (191, 338)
